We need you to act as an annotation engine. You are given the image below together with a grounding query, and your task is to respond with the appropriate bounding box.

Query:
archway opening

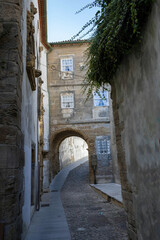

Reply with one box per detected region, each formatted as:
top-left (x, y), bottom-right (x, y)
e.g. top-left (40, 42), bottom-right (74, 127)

top-left (59, 136), bottom-right (88, 170)
top-left (51, 128), bottom-right (94, 183)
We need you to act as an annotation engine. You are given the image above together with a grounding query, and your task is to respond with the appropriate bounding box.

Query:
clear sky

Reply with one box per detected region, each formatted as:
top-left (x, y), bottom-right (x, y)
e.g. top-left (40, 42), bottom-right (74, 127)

top-left (47, 0), bottom-right (99, 43)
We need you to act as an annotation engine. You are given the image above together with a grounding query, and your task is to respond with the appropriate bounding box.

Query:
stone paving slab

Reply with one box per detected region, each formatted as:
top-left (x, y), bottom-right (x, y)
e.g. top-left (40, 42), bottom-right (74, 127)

top-left (50, 157), bottom-right (88, 191)
top-left (61, 162), bottom-right (127, 240)
top-left (25, 157), bottom-right (88, 240)
top-left (90, 183), bottom-right (123, 207)
top-left (25, 192), bottom-right (71, 240)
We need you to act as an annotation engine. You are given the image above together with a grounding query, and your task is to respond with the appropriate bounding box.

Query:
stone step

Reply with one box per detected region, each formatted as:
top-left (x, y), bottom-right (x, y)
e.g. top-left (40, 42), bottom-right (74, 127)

top-left (90, 183), bottom-right (123, 208)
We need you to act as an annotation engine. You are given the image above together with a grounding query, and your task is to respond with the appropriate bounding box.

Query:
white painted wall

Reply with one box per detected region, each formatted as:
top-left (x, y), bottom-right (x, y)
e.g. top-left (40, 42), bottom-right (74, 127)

top-left (39, 43), bottom-right (50, 190)
top-left (39, 44), bottom-right (49, 152)
top-left (21, 0), bottom-right (42, 237)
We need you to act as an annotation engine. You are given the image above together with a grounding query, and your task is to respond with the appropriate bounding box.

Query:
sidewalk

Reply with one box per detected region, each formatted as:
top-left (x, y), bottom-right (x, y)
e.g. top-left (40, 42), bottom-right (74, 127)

top-left (25, 157), bottom-right (88, 240)
top-left (90, 183), bottom-right (123, 207)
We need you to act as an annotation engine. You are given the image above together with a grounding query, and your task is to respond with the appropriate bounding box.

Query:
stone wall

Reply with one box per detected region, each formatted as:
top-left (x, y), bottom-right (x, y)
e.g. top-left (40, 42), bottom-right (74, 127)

top-left (0, 0), bottom-right (49, 238)
top-left (50, 124), bottom-right (111, 184)
top-left (0, 0), bottom-right (24, 239)
top-left (112, 1), bottom-right (160, 239)
top-left (110, 98), bottom-right (120, 183)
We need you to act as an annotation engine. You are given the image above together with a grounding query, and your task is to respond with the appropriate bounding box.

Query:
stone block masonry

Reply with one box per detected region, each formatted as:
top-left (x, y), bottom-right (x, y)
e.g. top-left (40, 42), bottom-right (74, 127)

top-left (48, 41), bottom-right (112, 185)
top-left (0, 0), bottom-right (24, 239)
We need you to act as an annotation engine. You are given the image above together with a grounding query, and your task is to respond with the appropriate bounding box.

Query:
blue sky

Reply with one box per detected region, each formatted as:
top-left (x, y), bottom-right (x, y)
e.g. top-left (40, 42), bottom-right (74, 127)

top-left (47, 0), bottom-right (99, 42)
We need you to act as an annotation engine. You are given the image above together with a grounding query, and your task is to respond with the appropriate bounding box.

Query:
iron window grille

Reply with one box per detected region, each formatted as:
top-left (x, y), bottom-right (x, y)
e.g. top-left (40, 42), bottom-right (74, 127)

top-left (61, 58), bottom-right (73, 72)
top-left (61, 93), bottom-right (74, 108)
top-left (93, 91), bottom-right (109, 107)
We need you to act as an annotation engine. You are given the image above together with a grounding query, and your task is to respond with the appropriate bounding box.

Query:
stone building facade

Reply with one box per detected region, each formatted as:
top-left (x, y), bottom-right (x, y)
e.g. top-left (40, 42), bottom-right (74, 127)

top-left (0, 0), bottom-right (50, 239)
top-left (48, 41), bottom-right (113, 184)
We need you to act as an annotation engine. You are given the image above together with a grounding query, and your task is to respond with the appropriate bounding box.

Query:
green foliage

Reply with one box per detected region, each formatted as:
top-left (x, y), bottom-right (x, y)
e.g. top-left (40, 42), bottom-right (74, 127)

top-left (76, 0), bottom-right (155, 94)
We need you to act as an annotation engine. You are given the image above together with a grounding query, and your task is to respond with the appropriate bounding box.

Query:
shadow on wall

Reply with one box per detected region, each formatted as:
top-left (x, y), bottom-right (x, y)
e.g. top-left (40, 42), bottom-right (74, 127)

top-left (59, 136), bottom-right (88, 169)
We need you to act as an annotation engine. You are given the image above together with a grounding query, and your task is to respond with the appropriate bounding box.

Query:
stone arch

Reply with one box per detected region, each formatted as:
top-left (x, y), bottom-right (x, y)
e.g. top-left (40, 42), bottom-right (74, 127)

top-left (50, 128), bottom-right (96, 183)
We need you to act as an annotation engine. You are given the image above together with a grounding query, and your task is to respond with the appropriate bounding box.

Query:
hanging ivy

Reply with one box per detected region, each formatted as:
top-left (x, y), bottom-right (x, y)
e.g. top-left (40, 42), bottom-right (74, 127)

top-left (75, 0), bottom-right (155, 95)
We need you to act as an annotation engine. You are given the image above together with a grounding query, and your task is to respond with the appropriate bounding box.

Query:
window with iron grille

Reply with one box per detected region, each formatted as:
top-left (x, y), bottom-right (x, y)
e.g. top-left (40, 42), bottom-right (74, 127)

top-left (61, 93), bottom-right (74, 108)
top-left (93, 91), bottom-right (109, 107)
top-left (61, 58), bottom-right (73, 72)
top-left (96, 136), bottom-right (111, 163)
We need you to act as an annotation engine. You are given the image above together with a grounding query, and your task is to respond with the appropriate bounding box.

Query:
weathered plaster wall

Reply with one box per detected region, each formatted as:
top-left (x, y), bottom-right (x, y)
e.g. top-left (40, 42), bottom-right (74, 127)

top-left (110, 98), bottom-right (120, 183)
top-left (39, 43), bottom-right (50, 190)
top-left (39, 44), bottom-right (49, 152)
top-left (59, 136), bottom-right (88, 169)
top-left (113, 1), bottom-right (160, 239)
top-left (43, 159), bottom-right (50, 189)
top-left (0, 0), bottom-right (24, 239)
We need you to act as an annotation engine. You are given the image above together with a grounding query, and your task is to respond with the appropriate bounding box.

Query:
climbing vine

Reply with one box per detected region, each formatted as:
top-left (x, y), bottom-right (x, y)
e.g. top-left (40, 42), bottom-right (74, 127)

top-left (74, 0), bottom-right (155, 96)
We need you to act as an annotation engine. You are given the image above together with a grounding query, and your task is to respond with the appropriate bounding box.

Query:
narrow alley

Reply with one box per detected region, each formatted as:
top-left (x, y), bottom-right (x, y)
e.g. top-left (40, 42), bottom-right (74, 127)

top-left (25, 159), bottom-right (127, 240)
top-left (1, 1), bottom-right (160, 239)
top-left (61, 161), bottom-right (127, 240)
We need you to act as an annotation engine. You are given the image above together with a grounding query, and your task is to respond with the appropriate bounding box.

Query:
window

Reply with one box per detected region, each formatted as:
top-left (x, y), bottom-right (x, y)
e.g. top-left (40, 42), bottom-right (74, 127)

top-left (96, 136), bottom-right (111, 164)
top-left (93, 91), bottom-right (109, 106)
top-left (61, 93), bottom-right (74, 108)
top-left (61, 58), bottom-right (73, 72)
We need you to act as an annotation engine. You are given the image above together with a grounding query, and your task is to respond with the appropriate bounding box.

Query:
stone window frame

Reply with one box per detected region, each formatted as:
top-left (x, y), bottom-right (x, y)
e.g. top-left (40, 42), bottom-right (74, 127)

top-left (59, 55), bottom-right (74, 80)
top-left (61, 58), bottom-right (73, 72)
top-left (60, 92), bottom-right (74, 109)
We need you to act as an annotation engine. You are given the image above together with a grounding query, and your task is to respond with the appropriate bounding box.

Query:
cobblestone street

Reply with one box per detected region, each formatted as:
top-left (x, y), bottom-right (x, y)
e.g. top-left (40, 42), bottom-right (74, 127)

top-left (61, 162), bottom-right (128, 240)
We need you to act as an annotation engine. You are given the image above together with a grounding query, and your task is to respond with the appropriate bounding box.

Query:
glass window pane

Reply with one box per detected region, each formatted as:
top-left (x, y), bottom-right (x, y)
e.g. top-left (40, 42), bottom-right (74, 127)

top-left (61, 93), bottom-right (74, 108)
top-left (93, 91), bottom-right (109, 106)
top-left (61, 58), bottom-right (73, 72)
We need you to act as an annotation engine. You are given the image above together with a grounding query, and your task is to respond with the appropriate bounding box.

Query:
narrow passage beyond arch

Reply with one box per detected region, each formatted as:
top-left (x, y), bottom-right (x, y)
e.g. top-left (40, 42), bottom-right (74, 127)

top-left (59, 136), bottom-right (88, 170)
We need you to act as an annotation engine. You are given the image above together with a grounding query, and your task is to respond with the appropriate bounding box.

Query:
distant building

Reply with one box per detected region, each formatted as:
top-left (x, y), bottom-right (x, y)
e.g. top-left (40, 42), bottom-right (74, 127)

top-left (48, 40), bottom-right (113, 184)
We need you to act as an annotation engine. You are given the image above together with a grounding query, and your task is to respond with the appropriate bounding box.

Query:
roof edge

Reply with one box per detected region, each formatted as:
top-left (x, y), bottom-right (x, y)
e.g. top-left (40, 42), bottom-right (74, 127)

top-left (50, 39), bottom-right (90, 46)
top-left (38, 0), bottom-right (52, 51)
